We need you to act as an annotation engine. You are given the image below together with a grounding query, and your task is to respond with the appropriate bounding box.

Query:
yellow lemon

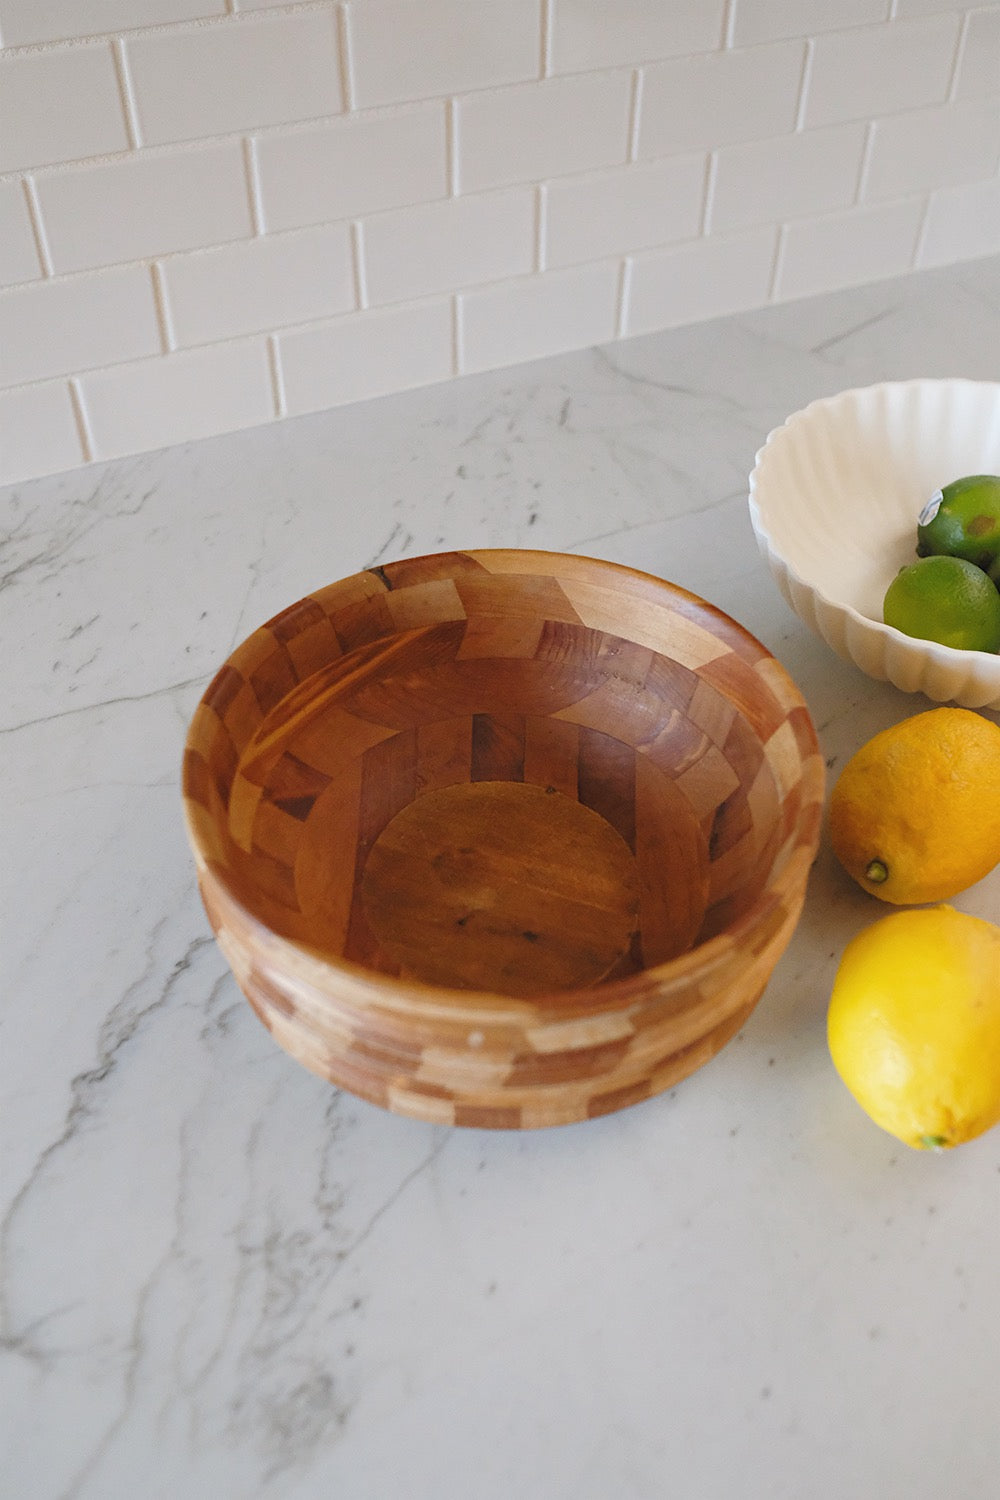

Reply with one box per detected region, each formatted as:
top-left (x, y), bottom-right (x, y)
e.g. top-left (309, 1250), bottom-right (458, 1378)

top-left (828, 907), bottom-right (1000, 1150)
top-left (829, 707), bottom-right (1000, 904)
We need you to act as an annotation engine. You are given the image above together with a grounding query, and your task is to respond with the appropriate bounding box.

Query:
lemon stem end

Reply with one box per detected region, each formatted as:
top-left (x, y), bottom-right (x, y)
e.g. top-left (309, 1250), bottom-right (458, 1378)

top-left (865, 859), bottom-right (889, 885)
top-left (918, 1135), bottom-right (948, 1151)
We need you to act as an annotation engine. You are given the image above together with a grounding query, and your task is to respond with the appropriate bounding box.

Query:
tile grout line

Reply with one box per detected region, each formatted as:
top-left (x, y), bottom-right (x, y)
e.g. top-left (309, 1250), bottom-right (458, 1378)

top-left (910, 193), bottom-right (934, 271)
top-left (67, 377), bottom-right (95, 462)
top-left (627, 69), bottom-right (644, 163)
top-left (150, 261), bottom-right (176, 351)
top-left (768, 224), bottom-right (788, 302)
top-left (242, 137), bottom-right (266, 235)
top-left (451, 295), bottom-right (465, 375)
top-left (350, 220), bottom-right (368, 308)
top-left (337, 3), bottom-right (356, 112)
top-left (21, 175), bottom-right (54, 277)
top-left (720, 0), bottom-right (738, 49)
top-left (700, 152), bottom-right (718, 237)
top-left (793, 38), bottom-right (814, 133)
top-left (534, 184), bottom-right (548, 273)
top-left (540, 0), bottom-right (554, 78)
top-left (112, 37), bottom-right (143, 149)
top-left (446, 99), bottom-right (460, 196)
top-left (267, 334), bottom-right (287, 416)
top-left (615, 257), bottom-right (633, 339)
top-left (945, 10), bottom-right (970, 104)
top-left (854, 121), bottom-right (876, 206)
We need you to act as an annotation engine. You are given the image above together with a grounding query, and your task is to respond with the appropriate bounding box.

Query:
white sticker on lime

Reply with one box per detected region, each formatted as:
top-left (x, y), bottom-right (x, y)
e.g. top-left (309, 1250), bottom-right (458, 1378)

top-left (919, 490), bottom-right (943, 526)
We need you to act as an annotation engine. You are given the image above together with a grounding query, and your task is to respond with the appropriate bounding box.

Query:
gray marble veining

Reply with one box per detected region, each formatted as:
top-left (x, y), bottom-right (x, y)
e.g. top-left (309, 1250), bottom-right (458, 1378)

top-left (3, 256), bottom-right (999, 1500)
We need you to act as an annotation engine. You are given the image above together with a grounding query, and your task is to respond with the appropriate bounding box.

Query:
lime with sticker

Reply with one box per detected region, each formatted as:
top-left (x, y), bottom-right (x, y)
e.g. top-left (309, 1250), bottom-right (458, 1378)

top-left (917, 474), bottom-right (1000, 571)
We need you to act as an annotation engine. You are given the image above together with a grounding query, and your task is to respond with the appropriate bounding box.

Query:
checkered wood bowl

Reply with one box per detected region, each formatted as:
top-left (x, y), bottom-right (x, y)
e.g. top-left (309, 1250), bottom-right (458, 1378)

top-left (183, 550), bottom-right (824, 1128)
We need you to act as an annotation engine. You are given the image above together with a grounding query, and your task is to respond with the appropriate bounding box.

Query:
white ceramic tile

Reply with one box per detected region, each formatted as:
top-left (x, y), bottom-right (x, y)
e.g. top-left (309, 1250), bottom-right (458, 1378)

top-left (711, 122), bottom-right (867, 233)
top-left (125, 11), bottom-right (342, 148)
top-left (803, 14), bottom-right (959, 129)
top-left (776, 197), bottom-right (925, 300)
top-left (0, 265), bottom-right (160, 387)
top-left (0, 0), bottom-right (221, 46)
top-left (864, 99), bottom-right (1000, 201)
top-left (638, 41), bottom-right (805, 158)
top-left (892, 0), bottom-right (994, 14)
top-left (255, 105), bottom-right (447, 233)
top-left (362, 190), bottom-right (535, 306)
top-left (730, 0), bottom-right (889, 47)
top-left (919, 175), bottom-right (1000, 268)
top-left (34, 144), bottom-right (253, 275)
top-left (78, 339), bottom-right (273, 458)
top-left (545, 157), bottom-right (705, 269)
top-left (0, 180), bottom-right (41, 287)
top-left (459, 261), bottom-right (619, 372)
top-left (0, 379), bottom-right (83, 482)
top-left (456, 72), bottom-right (631, 195)
top-left (162, 226), bottom-right (355, 346)
top-left (625, 227), bottom-right (777, 335)
top-left (276, 299), bottom-right (453, 415)
top-left (347, 0), bottom-right (540, 109)
top-left (550, 0), bottom-right (726, 74)
top-left (0, 45), bottom-right (128, 174)
top-left (953, 8), bottom-right (1000, 100)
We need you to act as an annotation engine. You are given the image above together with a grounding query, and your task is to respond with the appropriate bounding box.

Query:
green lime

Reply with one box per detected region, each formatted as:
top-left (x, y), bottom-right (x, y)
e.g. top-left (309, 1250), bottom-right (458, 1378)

top-left (916, 474), bottom-right (1000, 570)
top-left (883, 555), bottom-right (1000, 653)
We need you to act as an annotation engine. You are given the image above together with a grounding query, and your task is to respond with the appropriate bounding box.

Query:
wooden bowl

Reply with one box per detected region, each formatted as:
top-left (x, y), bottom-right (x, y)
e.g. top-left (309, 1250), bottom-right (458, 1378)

top-left (183, 550), bottom-right (824, 1128)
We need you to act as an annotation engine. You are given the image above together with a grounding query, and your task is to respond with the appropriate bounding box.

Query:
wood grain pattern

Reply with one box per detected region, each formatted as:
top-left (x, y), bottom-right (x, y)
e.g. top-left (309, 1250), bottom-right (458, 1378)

top-left (184, 549), bottom-right (824, 1128)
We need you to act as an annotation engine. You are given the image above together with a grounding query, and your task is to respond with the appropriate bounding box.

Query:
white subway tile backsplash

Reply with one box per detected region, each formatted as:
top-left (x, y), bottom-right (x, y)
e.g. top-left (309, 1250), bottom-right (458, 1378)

top-left (0, 380), bottom-right (83, 481)
top-left (0, 265), bottom-right (160, 387)
top-left (161, 226), bottom-right (355, 347)
top-left (460, 262), bottom-right (619, 372)
top-left (0, 0), bottom-right (221, 46)
top-left (456, 73), bottom-right (631, 195)
top-left (550, 0), bottom-right (726, 74)
top-left (0, 0), bottom-right (995, 485)
top-left (125, 11), bottom-right (342, 147)
top-left (730, 0), bottom-right (889, 47)
top-left (625, 228), bottom-right (778, 335)
top-left (255, 106), bottom-right (447, 232)
top-left (919, 175), bottom-right (1000, 267)
top-left (953, 9), bottom-right (1000, 100)
top-left (348, 0), bottom-right (540, 109)
top-left (776, 198), bottom-right (925, 300)
top-left (711, 123), bottom-right (868, 234)
top-left (802, 15), bottom-right (959, 129)
top-left (891, 0), bottom-right (985, 14)
top-left (0, 181), bottom-right (41, 286)
top-left (864, 99), bottom-right (1000, 201)
top-left (363, 190), bottom-right (535, 306)
top-left (0, 45), bottom-right (128, 173)
top-left (35, 144), bottom-right (254, 275)
top-left (277, 300), bottom-right (453, 415)
top-left (545, 157), bottom-right (705, 268)
top-left (638, 41), bottom-right (805, 159)
top-left (79, 339), bottom-right (273, 458)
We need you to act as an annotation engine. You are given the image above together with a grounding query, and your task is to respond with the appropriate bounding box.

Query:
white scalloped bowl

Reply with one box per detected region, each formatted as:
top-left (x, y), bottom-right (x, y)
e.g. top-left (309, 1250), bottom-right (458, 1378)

top-left (749, 379), bottom-right (1000, 711)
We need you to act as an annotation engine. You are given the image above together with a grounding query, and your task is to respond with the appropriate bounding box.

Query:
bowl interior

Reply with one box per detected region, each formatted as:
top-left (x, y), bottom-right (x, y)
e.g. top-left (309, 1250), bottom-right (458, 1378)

top-left (184, 551), bottom-right (818, 1000)
top-left (752, 379), bottom-right (1000, 622)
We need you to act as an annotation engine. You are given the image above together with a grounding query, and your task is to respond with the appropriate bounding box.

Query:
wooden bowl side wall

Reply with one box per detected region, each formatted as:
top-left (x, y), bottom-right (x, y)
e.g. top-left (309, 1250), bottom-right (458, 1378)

top-left (184, 551), bottom-right (825, 1127)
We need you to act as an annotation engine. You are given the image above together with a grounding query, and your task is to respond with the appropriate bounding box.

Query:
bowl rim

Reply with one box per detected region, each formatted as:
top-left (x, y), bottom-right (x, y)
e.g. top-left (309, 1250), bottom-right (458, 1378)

top-left (748, 376), bottom-right (1000, 678)
top-left (184, 547), bottom-right (825, 1015)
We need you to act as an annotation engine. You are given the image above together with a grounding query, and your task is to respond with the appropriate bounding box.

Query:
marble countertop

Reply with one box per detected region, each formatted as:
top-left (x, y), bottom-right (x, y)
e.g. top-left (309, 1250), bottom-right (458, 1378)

top-left (4, 256), bottom-right (1000, 1500)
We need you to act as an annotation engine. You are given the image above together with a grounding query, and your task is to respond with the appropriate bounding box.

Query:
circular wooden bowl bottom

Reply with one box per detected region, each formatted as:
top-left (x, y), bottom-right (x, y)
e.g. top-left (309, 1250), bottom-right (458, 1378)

top-left (185, 550), bottom-right (824, 1128)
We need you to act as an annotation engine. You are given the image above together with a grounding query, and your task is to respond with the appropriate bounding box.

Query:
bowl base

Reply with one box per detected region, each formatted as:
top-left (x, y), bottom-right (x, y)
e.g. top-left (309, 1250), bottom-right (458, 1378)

top-left (360, 780), bottom-right (641, 995)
